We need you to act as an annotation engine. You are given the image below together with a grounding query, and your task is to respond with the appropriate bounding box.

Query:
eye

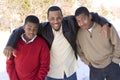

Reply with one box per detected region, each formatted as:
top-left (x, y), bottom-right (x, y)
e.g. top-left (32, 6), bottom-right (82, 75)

top-left (57, 17), bottom-right (62, 20)
top-left (26, 27), bottom-right (31, 31)
top-left (50, 18), bottom-right (54, 20)
top-left (49, 17), bottom-right (55, 21)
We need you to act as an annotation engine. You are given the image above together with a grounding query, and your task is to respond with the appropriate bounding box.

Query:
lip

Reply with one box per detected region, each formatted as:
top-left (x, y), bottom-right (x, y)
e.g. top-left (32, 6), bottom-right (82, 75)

top-left (54, 24), bottom-right (59, 27)
top-left (29, 33), bottom-right (35, 37)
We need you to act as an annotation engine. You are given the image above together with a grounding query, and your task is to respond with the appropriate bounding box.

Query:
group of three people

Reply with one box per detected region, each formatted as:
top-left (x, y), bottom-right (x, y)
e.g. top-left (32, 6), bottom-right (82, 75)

top-left (3, 6), bottom-right (120, 80)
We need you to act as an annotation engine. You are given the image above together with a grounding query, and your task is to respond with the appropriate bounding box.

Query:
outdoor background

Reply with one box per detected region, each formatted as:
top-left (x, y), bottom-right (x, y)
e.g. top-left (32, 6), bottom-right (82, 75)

top-left (0, 0), bottom-right (120, 80)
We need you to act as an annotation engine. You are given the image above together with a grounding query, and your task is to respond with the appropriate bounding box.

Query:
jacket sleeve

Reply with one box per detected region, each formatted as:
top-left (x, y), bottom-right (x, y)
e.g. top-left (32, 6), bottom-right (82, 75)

top-left (35, 41), bottom-right (50, 80)
top-left (6, 27), bottom-right (24, 48)
top-left (110, 26), bottom-right (120, 63)
top-left (91, 12), bottom-right (111, 27)
top-left (6, 56), bottom-right (19, 80)
top-left (76, 39), bottom-right (90, 65)
top-left (63, 15), bottom-right (79, 33)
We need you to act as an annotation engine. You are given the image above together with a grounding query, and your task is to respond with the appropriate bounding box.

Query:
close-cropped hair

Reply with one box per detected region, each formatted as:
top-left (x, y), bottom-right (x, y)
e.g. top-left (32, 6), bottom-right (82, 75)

top-left (25, 15), bottom-right (39, 24)
top-left (75, 6), bottom-right (89, 17)
top-left (47, 6), bottom-right (63, 17)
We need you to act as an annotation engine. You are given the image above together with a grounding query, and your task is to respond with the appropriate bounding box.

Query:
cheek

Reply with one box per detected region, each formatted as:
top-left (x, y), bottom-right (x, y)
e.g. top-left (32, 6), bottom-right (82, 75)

top-left (34, 31), bottom-right (38, 34)
top-left (84, 20), bottom-right (90, 26)
top-left (58, 19), bottom-right (62, 23)
top-left (84, 20), bottom-right (88, 23)
top-left (24, 29), bottom-right (29, 33)
top-left (49, 21), bottom-right (54, 25)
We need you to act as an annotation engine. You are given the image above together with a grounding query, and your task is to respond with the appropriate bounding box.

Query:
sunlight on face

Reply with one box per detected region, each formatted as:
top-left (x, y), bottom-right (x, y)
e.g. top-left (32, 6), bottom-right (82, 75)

top-left (48, 10), bottom-right (63, 31)
top-left (75, 14), bottom-right (91, 29)
top-left (23, 22), bottom-right (38, 41)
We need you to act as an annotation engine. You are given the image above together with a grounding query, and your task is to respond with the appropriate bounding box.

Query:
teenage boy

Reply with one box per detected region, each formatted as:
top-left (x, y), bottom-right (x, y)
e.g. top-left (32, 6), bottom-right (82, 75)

top-left (6, 15), bottom-right (50, 80)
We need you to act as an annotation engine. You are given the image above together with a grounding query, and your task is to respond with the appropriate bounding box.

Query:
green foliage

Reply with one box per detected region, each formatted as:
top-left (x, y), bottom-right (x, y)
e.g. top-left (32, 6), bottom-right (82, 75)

top-left (21, 0), bottom-right (30, 11)
top-left (99, 5), bottom-right (108, 17)
top-left (0, 0), bottom-right (115, 32)
top-left (78, 0), bottom-right (92, 9)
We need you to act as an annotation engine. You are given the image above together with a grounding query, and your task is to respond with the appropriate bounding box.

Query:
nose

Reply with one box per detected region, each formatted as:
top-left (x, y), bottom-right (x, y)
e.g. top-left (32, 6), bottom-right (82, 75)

top-left (30, 29), bottom-right (37, 33)
top-left (54, 19), bottom-right (59, 23)
top-left (29, 30), bottom-right (34, 34)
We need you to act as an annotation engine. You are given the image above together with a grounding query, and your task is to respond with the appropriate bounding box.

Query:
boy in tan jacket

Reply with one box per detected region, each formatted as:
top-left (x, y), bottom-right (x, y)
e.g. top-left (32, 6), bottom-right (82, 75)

top-left (75, 6), bottom-right (120, 80)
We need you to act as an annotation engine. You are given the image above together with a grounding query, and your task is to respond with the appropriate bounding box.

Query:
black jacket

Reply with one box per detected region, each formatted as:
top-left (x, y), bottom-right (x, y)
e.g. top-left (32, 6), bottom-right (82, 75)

top-left (6, 13), bottom-right (111, 59)
top-left (39, 16), bottom-right (78, 59)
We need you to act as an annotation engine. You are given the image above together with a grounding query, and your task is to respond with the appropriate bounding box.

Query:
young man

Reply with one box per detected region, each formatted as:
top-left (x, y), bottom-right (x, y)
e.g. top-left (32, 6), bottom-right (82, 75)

top-left (4, 6), bottom-right (111, 80)
top-left (6, 15), bottom-right (50, 80)
top-left (75, 6), bottom-right (120, 80)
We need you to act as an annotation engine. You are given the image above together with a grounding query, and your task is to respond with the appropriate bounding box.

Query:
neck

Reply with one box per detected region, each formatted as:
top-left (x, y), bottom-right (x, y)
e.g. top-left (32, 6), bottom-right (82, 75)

top-left (89, 21), bottom-right (94, 29)
top-left (23, 34), bottom-right (31, 42)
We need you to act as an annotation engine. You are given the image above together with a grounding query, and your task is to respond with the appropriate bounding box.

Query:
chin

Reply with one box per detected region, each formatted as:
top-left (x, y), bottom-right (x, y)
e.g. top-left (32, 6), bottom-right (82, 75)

top-left (54, 28), bottom-right (60, 31)
top-left (81, 27), bottom-right (88, 29)
top-left (81, 27), bottom-right (86, 29)
top-left (56, 29), bottom-right (60, 31)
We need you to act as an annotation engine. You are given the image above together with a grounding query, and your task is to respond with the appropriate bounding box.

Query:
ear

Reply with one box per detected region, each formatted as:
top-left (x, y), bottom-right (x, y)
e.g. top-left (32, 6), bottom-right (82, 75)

top-left (89, 14), bottom-right (92, 20)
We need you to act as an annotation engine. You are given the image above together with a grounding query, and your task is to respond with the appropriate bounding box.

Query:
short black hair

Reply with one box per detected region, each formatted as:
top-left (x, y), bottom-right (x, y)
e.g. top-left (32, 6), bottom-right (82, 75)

top-left (47, 6), bottom-right (63, 17)
top-left (25, 15), bottom-right (39, 24)
top-left (75, 6), bottom-right (89, 17)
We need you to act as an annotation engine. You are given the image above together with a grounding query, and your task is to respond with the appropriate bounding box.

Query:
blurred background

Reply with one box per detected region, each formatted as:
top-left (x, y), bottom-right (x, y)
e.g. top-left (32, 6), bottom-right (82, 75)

top-left (0, 0), bottom-right (120, 80)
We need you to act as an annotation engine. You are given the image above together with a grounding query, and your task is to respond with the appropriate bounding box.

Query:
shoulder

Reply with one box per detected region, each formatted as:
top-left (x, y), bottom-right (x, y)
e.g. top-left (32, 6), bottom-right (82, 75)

top-left (63, 15), bottom-right (75, 20)
top-left (40, 22), bottom-right (50, 27)
top-left (62, 15), bottom-right (77, 25)
top-left (39, 22), bottom-right (51, 31)
top-left (35, 36), bottom-right (48, 46)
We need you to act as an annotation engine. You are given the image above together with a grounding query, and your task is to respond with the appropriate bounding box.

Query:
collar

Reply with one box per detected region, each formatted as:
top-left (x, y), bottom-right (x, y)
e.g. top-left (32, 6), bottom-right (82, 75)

top-left (21, 33), bottom-right (37, 44)
top-left (88, 22), bottom-right (95, 32)
top-left (52, 26), bottom-right (63, 35)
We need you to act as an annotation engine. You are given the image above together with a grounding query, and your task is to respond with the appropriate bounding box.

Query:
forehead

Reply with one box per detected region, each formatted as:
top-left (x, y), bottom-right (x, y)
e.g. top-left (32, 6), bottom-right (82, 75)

top-left (25, 22), bottom-right (38, 28)
top-left (48, 10), bottom-right (62, 17)
top-left (76, 14), bottom-right (88, 19)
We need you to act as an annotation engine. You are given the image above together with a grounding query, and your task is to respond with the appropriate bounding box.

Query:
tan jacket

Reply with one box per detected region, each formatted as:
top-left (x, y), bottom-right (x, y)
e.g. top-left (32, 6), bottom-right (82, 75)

top-left (76, 22), bottom-right (120, 68)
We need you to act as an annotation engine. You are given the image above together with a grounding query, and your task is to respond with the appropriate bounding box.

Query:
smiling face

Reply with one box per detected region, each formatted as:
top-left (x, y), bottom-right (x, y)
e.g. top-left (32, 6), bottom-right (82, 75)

top-left (23, 22), bottom-right (38, 41)
top-left (75, 13), bottom-right (92, 30)
top-left (48, 10), bottom-right (63, 31)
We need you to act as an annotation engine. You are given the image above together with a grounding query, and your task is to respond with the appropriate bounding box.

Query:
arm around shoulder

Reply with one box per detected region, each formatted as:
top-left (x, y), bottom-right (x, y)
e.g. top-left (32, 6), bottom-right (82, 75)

top-left (6, 26), bottom-right (24, 48)
top-left (91, 12), bottom-right (111, 27)
top-left (3, 26), bottom-right (24, 58)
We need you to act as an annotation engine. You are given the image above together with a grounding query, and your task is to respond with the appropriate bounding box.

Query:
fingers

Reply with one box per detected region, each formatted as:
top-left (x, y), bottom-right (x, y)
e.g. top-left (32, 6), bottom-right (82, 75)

top-left (3, 46), bottom-right (14, 59)
top-left (107, 26), bottom-right (110, 39)
top-left (100, 25), bottom-right (107, 38)
top-left (100, 24), bottom-right (110, 38)
top-left (12, 51), bottom-right (16, 57)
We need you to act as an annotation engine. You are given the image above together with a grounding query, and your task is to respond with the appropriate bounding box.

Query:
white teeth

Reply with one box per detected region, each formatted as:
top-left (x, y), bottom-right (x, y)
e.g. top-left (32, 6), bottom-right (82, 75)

top-left (54, 24), bottom-right (59, 27)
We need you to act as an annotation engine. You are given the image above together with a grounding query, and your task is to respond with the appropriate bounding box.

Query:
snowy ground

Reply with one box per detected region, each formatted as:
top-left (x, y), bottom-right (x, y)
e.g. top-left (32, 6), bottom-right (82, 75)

top-left (0, 31), bottom-right (10, 80)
